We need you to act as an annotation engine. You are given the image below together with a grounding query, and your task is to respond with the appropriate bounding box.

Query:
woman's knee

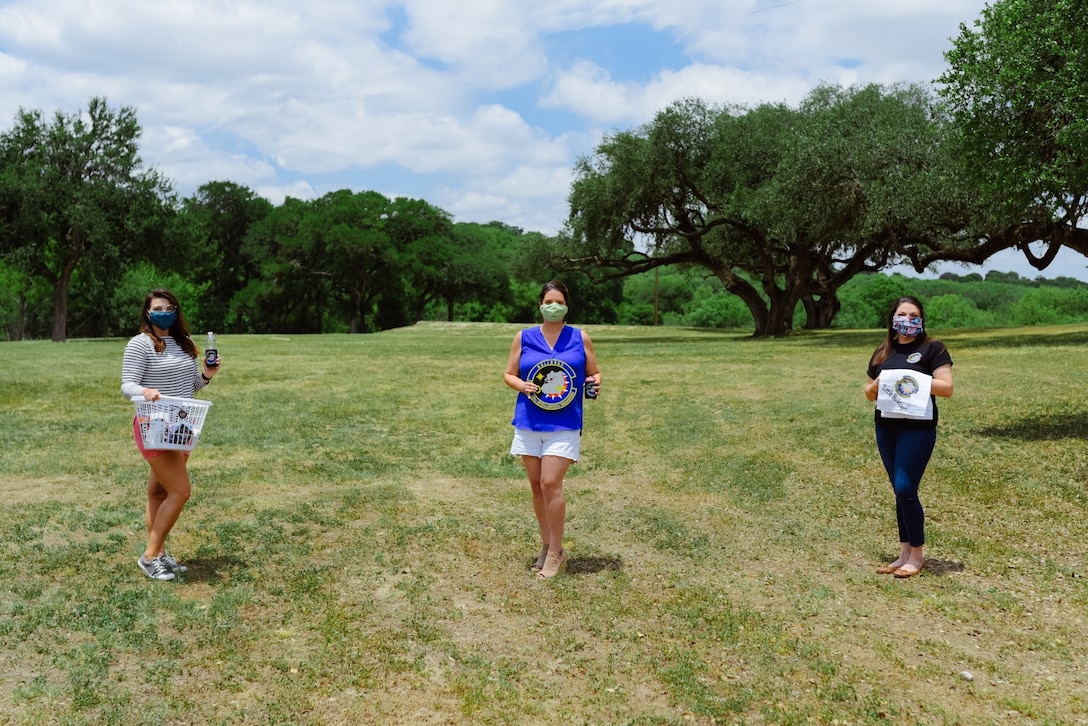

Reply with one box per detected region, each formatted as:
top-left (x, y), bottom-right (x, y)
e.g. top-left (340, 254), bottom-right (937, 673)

top-left (149, 458), bottom-right (191, 495)
top-left (540, 477), bottom-right (565, 498)
top-left (893, 481), bottom-right (920, 502)
top-left (893, 474), bottom-right (918, 494)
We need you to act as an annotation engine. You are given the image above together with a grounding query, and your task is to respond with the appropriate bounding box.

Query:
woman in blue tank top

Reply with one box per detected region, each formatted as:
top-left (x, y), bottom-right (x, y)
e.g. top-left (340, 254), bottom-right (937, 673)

top-left (504, 281), bottom-right (601, 579)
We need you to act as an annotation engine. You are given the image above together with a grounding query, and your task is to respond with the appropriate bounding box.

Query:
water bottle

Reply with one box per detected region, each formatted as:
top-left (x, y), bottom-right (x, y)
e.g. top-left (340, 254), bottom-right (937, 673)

top-left (584, 378), bottom-right (598, 400)
top-left (205, 331), bottom-right (219, 367)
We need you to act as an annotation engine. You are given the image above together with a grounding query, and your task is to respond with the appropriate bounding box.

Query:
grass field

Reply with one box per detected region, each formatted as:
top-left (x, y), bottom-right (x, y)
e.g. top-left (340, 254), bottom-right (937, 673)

top-left (1, 322), bottom-right (1087, 725)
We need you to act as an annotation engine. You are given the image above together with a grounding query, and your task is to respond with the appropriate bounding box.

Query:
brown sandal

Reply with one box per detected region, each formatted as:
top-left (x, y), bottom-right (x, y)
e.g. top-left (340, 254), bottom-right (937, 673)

top-left (893, 561), bottom-right (927, 578)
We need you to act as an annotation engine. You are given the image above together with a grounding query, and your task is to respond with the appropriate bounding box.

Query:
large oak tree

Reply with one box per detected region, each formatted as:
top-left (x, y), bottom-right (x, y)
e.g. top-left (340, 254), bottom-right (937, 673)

top-left (565, 84), bottom-right (975, 336)
top-left (0, 98), bottom-right (172, 341)
top-left (936, 0), bottom-right (1088, 270)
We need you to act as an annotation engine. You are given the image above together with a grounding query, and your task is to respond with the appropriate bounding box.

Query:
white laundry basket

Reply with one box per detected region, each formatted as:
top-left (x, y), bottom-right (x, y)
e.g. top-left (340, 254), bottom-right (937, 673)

top-left (132, 396), bottom-right (213, 452)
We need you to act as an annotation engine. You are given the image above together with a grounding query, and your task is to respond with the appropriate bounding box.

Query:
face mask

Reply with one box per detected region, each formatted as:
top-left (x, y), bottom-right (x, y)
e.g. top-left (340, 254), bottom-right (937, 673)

top-left (539, 302), bottom-right (568, 323)
top-left (148, 310), bottom-right (178, 330)
top-left (892, 314), bottom-right (924, 337)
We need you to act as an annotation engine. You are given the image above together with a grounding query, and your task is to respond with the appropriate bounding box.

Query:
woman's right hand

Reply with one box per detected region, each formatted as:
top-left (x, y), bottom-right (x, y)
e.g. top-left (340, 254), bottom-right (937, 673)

top-left (142, 388), bottom-right (161, 402)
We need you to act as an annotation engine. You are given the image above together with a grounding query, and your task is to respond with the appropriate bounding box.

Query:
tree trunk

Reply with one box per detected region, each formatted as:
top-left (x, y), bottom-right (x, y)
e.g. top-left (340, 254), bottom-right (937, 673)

top-left (447, 297), bottom-right (455, 322)
top-left (758, 279), bottom-right (799, 338)
top-left (349, 289), bottom-right (364, 333)
top-left (765, 297), bottom-right (794, 338)
top-left (52, 227), bottom-right (87, 342)
top-left (51, 268), bottom-right (73, 342)
top-left (801, 293), bottom-right (841, 329)
top-left (715, 271), bottom-right (771, 336)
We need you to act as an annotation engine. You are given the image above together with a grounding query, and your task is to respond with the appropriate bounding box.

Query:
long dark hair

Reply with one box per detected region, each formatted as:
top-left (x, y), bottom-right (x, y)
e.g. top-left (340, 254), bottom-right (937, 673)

top-left (140, 288), bottom-right (197, 357)
top-left (537, 280), bottom-right (570, 306)
top-left (869, 295), bottom-right (931, 367)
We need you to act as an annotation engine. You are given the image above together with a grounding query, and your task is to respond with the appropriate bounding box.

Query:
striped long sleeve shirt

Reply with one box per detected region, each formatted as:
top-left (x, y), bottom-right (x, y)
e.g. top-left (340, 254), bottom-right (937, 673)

top-left (121, 334), bottom-right (209, 400)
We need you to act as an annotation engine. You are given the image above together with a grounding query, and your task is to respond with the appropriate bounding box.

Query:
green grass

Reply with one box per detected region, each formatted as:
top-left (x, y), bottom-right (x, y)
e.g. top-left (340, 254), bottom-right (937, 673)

top-left (1, 322), bottom-right (1087, 724)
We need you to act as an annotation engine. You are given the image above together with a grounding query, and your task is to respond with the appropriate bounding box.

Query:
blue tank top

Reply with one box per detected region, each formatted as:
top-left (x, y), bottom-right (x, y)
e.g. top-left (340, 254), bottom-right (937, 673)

top-left (511, 325), bottom-right (587, 432)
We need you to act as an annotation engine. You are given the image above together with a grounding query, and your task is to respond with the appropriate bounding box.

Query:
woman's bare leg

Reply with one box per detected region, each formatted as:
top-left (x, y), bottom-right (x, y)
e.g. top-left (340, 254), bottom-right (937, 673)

top-left (143, 451), bottom-right (191, 562)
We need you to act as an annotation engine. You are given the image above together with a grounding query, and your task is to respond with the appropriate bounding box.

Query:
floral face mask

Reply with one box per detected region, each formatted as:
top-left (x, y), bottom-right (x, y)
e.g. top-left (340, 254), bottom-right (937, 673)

top-left (891, 314), bottom-right (923, 337)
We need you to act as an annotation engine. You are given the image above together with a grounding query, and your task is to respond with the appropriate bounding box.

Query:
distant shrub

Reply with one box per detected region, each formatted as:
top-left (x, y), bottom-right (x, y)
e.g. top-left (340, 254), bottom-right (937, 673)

top-left (684, 292), bottom-right (751, 329)
top-left (1008, 287), bottom-right (1088, 325)
top-left (616, 301), bottom-right (656, 326)
top-left (926, 294), bottom-right (995, 328)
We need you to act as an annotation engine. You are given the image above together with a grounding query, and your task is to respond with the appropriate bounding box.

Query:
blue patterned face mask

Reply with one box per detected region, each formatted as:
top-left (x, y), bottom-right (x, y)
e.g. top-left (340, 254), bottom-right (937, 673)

top-left (148, 310), bottom-right (178, 330)
top-left (892, 315), bottom-right (924, 337)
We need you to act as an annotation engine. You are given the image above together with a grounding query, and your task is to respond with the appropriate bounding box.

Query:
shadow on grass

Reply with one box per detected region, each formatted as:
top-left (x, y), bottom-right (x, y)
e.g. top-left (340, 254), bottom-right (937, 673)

top-left (943, 328), bottom-right (1088, 349)
top-left (568, 554), bottom-right (625, 575)
top-left (774, 327), bottom-right (1088, 350)
top-left (976, 412), bottom-right (1088, 441)
top-left (599, 332), bottom-right (748, 346)
top-left (876, 558), bottom-right (966, 576)
top-left (926, 559), bottom-right (966, 576)
top-left (173, 555), bottom-right (248, 584)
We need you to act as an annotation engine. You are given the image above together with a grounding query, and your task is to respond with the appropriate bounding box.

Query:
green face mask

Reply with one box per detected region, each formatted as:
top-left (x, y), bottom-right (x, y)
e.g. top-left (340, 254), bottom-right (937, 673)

top-left (539, 302), bottom-right (568, 323)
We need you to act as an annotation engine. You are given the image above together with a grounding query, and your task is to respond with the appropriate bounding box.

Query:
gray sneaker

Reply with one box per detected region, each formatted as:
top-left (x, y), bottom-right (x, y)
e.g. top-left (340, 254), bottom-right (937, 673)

top-left (160, 551), bottom-right (188, 574)
top-left (137, 556), bottom-right (175, 581)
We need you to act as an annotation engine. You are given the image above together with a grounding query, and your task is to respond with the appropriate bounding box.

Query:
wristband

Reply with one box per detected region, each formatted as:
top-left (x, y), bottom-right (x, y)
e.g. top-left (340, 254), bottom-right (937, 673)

top-left (201, 373), bottom-right (211, 382)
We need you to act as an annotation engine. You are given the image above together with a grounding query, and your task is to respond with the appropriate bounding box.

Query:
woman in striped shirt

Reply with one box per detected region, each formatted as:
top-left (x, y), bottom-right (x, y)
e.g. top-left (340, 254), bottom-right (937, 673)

top-left (121, 289), bottom-right (219, 581)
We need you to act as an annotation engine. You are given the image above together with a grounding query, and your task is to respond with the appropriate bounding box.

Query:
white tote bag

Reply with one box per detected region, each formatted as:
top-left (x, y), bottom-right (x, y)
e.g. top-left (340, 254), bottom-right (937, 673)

top-left (876, 368), bottom-right (933, 420)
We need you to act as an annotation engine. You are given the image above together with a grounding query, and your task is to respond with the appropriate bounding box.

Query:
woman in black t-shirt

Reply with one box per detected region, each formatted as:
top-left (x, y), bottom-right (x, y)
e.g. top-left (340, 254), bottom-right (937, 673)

top-left (863, 296), bottom-right (953, 578)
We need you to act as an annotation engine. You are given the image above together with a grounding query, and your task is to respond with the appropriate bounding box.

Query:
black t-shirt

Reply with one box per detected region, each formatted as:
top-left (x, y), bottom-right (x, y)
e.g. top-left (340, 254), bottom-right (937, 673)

top-left (867, 338), bottom-right (953, 430)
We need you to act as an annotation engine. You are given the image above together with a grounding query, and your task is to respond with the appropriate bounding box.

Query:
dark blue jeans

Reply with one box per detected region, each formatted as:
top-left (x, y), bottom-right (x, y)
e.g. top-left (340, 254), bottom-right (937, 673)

top-left (874, 424), bottom-right (936, 547)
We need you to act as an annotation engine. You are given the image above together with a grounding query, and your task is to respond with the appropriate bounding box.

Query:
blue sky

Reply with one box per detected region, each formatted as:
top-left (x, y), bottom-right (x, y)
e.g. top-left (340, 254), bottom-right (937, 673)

top-left (2, 0), bottom-right (1082, 280)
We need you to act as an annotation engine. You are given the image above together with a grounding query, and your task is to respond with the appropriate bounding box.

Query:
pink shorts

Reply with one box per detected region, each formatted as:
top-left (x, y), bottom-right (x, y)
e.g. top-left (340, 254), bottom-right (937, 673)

top-left (133, 416), bottom-right (189, 462)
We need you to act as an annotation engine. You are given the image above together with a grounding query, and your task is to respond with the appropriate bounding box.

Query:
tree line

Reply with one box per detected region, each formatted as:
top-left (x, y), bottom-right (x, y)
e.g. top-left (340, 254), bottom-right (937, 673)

top-left (1, 0), bottom-right (1085, 340)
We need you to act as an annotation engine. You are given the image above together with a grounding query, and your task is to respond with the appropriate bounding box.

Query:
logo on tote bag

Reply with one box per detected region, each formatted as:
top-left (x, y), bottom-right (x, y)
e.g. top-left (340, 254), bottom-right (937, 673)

top-left (526, 358), bottom-right (579, 410)
top-left (895, 375), bottom-right (921, 398)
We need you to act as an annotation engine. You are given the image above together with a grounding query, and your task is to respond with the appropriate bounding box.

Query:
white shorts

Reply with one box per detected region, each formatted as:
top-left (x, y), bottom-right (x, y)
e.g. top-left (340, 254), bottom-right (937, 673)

top-left (510, 428), bottom-right (581, 461)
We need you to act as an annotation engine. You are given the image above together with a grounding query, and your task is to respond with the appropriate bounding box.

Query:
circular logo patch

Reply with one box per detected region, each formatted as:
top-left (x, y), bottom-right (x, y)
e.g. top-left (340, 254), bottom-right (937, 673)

top-left (895, 375), bottom-right (920, 397)
top-left (906, 352), bottom-right (922, 364)
top-left (527, 358), bottom-right (579, 410)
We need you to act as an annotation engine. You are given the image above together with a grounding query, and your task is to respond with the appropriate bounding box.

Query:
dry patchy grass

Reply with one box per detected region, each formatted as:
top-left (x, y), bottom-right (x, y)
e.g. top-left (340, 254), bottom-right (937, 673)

top-left (0, 323), bottom-right (1087, 724)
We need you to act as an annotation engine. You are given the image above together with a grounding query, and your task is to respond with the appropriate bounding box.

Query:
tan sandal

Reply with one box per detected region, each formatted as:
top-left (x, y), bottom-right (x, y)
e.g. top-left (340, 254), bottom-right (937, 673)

top-left (531, 546), bottom-right (549, 572)
top-left (537, 549), bottom-right (567, 579)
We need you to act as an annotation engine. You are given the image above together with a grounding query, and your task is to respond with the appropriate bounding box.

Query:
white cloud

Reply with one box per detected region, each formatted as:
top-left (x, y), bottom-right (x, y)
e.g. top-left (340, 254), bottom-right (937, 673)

top-left (396, 0), bottom-right (549, 88)
top-left (258, 179), bottom-right (319, 206)
top-left (4, 0), bottom-right (1076, 278)
top-left (543, 60), bottom-right (814, 126)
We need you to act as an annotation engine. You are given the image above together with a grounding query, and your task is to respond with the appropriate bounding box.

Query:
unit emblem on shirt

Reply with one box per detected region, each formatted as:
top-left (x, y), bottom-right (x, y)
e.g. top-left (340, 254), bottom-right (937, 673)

top-left (527, 358), bottom-right (579, 410)
top-left (906, 352), bottom-right (922, 364)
